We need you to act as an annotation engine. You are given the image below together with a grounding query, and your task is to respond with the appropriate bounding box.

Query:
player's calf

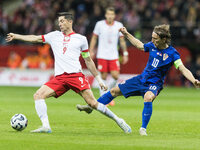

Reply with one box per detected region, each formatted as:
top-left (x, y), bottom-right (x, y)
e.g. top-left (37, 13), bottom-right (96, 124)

top-left (87, 100), bottom-right (98, 109)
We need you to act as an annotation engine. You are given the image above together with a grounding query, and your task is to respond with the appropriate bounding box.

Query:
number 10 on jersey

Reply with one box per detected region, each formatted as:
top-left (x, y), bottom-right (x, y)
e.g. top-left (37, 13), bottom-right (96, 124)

top-left (152, 58), bottom-right (159, 68)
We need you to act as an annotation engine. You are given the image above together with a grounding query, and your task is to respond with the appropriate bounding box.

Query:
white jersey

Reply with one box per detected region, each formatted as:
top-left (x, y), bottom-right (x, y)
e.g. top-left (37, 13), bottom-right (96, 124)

top-left (42, 31), bottom-right (88, 76)
top-left (93, 20), bottom-right (123, 60)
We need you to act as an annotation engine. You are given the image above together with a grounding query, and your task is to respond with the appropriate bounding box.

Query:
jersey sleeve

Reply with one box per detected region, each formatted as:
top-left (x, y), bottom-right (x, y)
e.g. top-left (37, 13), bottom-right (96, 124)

top-left (93, 22), bottom-right (100, 36)
top-left (81, 37), bottom-right (90, 58)
top-left (173, 50), bottom-right (182, 69)
top-left (143, 42), bottom-right (152, 52)
top-left (42, 31), bottom-right (55, 44)
top-left (119, 22), bottom-right (124, 37)
top-left (173, 50), bottom-right (181, 61)
top-left (81, 37), bottom-right (89, 51)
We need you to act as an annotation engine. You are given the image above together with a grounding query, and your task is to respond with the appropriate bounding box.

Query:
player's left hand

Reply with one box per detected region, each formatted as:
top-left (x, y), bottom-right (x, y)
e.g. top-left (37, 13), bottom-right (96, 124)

top-left (193, 79), bottom-right (200, 88)
top-left (122, 55), bottom-right (129, 64)
top-left (99, 82), bottom-right (108, 91)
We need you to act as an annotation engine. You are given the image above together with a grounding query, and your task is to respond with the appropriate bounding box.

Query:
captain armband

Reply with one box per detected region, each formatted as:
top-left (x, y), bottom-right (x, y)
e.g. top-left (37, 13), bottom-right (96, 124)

top-left (174, 59), bottom-right (183, 69)
top-left (81, 51), bottom-right (90, 58)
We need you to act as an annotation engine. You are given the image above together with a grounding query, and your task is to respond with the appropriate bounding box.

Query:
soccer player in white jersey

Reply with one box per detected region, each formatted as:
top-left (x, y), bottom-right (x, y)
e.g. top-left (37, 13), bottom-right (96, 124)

top-left (6, 12), bottom-right (131, 133)
top-left (90, 7), bottom-right (129, 105)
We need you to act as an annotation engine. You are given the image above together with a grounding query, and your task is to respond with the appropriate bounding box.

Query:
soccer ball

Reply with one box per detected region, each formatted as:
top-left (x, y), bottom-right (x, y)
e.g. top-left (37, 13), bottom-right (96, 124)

top-left (10, 114), bottom-right (28, 131)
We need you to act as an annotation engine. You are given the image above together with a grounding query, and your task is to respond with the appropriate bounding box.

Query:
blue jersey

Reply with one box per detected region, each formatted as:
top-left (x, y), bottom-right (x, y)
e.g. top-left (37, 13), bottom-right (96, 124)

top-left (140, 42), bottom-right (181, 87)
top-left (118, 42), bottom-right (181, 98)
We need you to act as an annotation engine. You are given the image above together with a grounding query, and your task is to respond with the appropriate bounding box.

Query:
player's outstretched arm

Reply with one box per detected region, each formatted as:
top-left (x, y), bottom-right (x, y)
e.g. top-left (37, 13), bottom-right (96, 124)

top-left (119, 37), bottom-right (129, 64)
top-left (83, 56), bottom-right (108, 91)
top-left (119, 27), bottom-right (144, 51)
top-left (89, 34), bottom-right (98, 59)
top-left (178, 64), bottom-right (200, 88)
top-left (6, 33), bottom-right (43, 43)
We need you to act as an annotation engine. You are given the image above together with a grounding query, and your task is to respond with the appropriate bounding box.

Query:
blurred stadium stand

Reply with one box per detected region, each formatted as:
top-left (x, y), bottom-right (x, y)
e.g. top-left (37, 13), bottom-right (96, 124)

top-left (0, 0), bottom-right (199, 86)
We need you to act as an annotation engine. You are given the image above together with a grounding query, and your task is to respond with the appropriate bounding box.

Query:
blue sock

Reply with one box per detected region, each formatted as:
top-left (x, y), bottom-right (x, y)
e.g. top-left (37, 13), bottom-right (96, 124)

top-left (142, 102), bottom-right (152, 129)
top-left (97, 91), bottom-right (115, 105)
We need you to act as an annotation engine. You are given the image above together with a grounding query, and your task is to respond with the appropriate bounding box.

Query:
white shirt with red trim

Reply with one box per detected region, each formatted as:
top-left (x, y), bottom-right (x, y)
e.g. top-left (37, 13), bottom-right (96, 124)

top-left (42, 31), bottom-right (88, 76)
top-left (93, 20), bottom-right (123, 60)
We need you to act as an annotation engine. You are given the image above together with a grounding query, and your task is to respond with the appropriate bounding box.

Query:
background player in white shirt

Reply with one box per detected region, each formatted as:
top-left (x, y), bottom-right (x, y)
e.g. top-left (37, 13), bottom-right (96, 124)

top-left (90, 7), bottom-right (129, 105)
top-left (6, 12), bottom-right (131, 133)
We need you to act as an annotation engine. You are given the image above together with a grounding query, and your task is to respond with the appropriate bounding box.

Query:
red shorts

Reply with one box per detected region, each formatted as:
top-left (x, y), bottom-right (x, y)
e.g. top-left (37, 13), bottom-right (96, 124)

top-left (45, 72), bottom-right (90, 98)
top-left (97, 59), bottom-right (120, 72)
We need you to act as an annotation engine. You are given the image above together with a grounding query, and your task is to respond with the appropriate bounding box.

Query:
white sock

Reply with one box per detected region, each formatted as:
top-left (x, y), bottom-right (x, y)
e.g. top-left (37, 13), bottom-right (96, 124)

top-left (109, 78), bottom-right (117, 90)
top-left (97, 103), bottom-right (120, 123)
top-left (99, 79), bottom-right (108, 96)
top-left (35, 99), bottom-right (50, 129)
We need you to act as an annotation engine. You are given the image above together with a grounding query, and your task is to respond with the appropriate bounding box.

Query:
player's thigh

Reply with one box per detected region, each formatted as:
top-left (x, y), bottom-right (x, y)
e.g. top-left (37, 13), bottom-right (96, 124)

top-left (109, 59), bottom-right (120, 74)
top-left (144, 91), bottom-right (156, 102)
top-left (110, 70), bottom-right (119, 80)
top-left (110, 86), bottom-right (123, 97)
top-left (100, 72), bottom-right (108, 80)
top-left (79, 89), bottom-right (98, 108)
top-left (98, 59), bottom-right (108, 77)
top-left (34, 85), bottom-right (56, 100)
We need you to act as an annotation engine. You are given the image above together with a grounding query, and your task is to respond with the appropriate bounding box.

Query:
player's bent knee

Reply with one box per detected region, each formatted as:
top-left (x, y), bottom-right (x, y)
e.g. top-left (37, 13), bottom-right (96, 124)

top-left (144, 92), bottom-right (155, 102)
top-left (144, 95), bottom-right (153, 102)
top-left (33, 92), bottom-right (45, 100)
top-left (110, 87), bottom-right (120, 97)
top-left (112, 76), bottom-right (119, 80)
top-left (110, 88), bottom-right (116, 97)
top-left (111, 73), bottom-right (119, 80)
top-left (101, 72), bottom-right (108, 80)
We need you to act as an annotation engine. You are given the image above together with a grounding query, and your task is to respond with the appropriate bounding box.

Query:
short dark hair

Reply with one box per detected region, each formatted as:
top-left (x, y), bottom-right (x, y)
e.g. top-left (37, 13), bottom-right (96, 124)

top-left (57, 12), bottom-right (74, 21)
top-left (106, 7), bottom-right (115, 13)
top-left (153, 24), bottom-right (171, 44)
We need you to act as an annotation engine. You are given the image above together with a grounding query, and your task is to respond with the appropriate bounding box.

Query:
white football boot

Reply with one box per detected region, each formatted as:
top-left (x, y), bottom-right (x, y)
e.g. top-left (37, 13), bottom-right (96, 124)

top-left (76, 104), bottom-right (93, 114)
top-left (31, 127), bottom-right (52, 133)
top-left (117, 119), bottom-right (132, 133)
top-left (139, 127), bottom-right (147, 136)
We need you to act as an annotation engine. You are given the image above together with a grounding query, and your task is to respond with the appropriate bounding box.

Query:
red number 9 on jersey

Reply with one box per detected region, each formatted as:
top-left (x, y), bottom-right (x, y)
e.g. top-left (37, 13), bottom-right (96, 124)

top-left (63, 47), bottom-right (67, 54)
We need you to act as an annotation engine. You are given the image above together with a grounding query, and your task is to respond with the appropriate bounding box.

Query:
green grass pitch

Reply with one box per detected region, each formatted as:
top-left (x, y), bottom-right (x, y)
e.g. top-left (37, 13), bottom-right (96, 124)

top-left (0, 86), bottom-right (200, 150)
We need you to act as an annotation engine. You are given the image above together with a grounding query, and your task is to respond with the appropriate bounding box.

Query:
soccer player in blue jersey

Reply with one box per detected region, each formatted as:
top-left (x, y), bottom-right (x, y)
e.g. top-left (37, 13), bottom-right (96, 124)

top-left (77, 24), bottom-right (200, 136)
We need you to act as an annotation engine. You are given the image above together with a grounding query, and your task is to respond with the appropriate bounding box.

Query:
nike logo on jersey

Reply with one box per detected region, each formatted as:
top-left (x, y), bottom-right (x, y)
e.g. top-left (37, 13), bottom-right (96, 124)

top-left (81, 84), bottom-right (86, 87)
top-left (152, 49), bottom-right (156, 51)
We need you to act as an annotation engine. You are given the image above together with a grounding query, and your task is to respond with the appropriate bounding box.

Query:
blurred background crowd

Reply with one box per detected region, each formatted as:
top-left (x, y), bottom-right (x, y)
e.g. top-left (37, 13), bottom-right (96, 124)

top-left (1, 0), bottom-right (200, 46)
top-left (0, 0), bottom-right (200, 84)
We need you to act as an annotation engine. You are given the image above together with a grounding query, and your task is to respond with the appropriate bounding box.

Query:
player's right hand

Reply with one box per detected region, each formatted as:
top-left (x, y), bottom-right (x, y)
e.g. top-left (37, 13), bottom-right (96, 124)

top-left (6, 33), bottom-right (15, 42)
top-left (193, 79), bottom-right (200, 88)
top-left (119, 27), bottom-right (128, 36)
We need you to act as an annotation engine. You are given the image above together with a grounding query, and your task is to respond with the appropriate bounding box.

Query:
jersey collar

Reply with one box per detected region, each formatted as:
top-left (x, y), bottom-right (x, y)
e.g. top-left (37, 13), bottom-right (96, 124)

top-left (152, 42), bottom-right (170, 51)
top-left (105, 20), bottom-right (115, 26)
top-left (63, 31), bottom-right (76, 36)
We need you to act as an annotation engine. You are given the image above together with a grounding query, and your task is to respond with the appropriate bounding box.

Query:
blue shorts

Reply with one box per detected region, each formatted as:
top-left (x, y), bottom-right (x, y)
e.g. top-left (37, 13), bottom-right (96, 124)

top-left (118, 75), bottom-right (163, 98)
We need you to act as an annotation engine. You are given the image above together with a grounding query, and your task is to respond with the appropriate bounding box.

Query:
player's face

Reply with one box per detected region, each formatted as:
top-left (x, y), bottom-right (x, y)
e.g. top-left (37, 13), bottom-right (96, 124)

top-left (105, 10), bottom-right (115, 23)
top-left (58, 16), bottom-right (72, 32)
top-left (152, 32), bottom-right (164, 48)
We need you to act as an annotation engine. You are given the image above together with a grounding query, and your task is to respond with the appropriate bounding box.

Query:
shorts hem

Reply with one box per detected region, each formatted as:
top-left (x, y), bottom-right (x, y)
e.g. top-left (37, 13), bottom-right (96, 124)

top-left (118, 84), bottom-right (129, 98)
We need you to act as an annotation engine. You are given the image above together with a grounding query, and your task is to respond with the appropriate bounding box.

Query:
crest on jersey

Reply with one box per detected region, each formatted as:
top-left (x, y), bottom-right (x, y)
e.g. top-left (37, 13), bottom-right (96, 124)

top-left (64, 36), bottom-right (70, 42)
top-left (163, 53), bottom-right (168, 61)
